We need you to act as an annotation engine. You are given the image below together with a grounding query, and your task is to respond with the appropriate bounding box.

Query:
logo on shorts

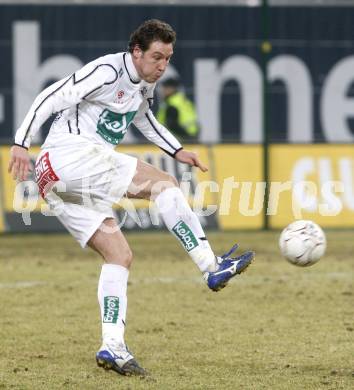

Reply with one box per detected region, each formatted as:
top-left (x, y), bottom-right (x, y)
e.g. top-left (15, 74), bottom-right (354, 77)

top-left (172, 221), bottom-right (199, 252)
top-left (35, 152), bottom-right (59, 198)
top-left (103, 296), bottom-right (120, 323)
top-left (96, 109), bottom-right (137, 145)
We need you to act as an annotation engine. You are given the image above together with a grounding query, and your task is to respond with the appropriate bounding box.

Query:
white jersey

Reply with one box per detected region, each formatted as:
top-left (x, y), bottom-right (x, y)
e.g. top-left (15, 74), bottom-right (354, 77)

top-left (14, 52), bottom-right (182, 157)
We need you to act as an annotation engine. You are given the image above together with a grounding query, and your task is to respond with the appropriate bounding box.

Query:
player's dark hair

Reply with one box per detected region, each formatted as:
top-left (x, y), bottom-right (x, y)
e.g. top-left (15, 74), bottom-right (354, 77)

top-left (128, 19), bottom-right (176, 53)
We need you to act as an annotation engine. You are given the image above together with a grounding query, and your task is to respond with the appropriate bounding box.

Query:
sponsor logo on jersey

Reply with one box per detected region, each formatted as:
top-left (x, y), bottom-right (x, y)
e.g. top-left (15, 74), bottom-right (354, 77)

top-left (118, 67), bottom-right (124, 78)
top-left (103, 296), bottom-right (120, 323)
top-left (117, 90), bottom-right (125, 100)
top-left (172, 221), bottom-right (199, 252)
top-left (96, 109), bottom-right (137, 145)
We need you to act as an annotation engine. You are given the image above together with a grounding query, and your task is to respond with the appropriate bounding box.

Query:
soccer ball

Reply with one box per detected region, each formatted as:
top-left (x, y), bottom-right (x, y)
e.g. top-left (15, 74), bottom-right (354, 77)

top-left (279, 220), bottom-right (326, 267)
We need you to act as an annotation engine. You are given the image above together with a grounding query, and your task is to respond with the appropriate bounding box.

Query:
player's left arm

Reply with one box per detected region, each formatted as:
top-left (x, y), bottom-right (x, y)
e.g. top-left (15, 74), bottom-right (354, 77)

top-left (133, 88), bottom-right (208, 172)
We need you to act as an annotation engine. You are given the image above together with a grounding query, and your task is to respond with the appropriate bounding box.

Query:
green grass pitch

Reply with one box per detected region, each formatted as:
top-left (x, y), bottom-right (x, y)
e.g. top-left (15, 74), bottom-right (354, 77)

top-left (0, 231), bottom-right (353, 389)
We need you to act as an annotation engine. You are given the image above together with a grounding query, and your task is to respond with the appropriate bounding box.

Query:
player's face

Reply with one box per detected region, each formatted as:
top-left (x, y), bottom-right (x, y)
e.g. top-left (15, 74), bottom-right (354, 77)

top-left (133, 41), bottom-right (174, 83)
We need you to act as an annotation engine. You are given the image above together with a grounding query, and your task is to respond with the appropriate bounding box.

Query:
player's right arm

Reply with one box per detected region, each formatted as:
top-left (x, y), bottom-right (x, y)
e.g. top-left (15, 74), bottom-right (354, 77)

top-left (9, 76), bottom-right (74, 181)
top-left (8, 62), bottom-right (118, 181)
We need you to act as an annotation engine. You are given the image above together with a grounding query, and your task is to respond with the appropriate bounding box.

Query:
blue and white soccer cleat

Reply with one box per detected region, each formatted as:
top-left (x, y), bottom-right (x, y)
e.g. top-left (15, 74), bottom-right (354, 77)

top-left (96, 342), bottom-right (146, 377)
top-left (204, 244), bottom-right (255, 292)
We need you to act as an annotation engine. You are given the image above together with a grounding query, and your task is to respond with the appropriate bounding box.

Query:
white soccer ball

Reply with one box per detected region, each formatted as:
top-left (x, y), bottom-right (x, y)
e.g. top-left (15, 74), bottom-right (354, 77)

top-left (279, 220), bottom-right (326, 267)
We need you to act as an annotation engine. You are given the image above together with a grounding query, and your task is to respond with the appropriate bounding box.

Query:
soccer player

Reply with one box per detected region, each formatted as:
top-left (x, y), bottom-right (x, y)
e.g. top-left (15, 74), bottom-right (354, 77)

top-left (8, 20), bottom-right (255, 377)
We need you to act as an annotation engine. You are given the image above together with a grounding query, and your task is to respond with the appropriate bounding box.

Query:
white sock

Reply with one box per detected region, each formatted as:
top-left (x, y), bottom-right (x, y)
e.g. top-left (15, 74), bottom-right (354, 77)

top-left (97, 263), bottom-right (129, 347)
top-left (155, 187), bottom-right (217, 273)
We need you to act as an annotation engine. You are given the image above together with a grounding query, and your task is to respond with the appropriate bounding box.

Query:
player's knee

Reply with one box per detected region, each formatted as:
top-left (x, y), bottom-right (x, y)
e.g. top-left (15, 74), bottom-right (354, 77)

top-left (158, 173), bottom-right (178, 191)
top-left (116, 247), bottom-right (132, 268)
top-left (150, 172), bottom-right (178, 199)
top-left (167, 174), bottom-right (178, 187)
top-left (102, 245), bottom-right (133, 268)
top-left (122, 247), bottom-right (133, 268)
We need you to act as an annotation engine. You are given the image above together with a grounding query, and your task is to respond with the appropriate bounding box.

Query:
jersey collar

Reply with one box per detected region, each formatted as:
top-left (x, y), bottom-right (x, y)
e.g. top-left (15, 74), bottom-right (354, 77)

top-left (123, 52), bottom-right (141, 84)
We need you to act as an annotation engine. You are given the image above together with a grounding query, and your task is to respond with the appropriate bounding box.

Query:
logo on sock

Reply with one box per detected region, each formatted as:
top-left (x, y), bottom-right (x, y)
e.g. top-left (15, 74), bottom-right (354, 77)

top-left (172, 221), bottom-right (199, 252)
top-left (103, 296), bottom-right (120, 323)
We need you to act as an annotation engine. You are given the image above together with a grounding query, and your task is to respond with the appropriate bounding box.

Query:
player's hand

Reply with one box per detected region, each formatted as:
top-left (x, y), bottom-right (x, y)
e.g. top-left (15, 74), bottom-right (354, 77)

top-left (8, 145), bottom-right (32, 181)
top-left (174, 149), bottom-right (208, 172)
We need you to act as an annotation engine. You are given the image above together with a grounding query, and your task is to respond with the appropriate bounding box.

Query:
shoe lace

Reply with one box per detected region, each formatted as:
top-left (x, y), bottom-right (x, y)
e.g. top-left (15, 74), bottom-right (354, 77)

top-left (221, 243), bottom-right (239, 259)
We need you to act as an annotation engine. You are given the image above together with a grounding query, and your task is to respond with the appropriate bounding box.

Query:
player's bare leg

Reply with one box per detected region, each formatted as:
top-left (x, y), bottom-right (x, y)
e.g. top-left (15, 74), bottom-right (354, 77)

top-left (88, 218), bottom-right (133, 267)
top-left (127, 160), bottom-right (254, 291)
top-left (88, 218), bottom-right (146, 376)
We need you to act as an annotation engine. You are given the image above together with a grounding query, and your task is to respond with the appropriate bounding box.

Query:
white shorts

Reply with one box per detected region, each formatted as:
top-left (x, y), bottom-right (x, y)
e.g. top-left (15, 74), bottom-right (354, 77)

top-left (35, 143), bottom-right (137, 248)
